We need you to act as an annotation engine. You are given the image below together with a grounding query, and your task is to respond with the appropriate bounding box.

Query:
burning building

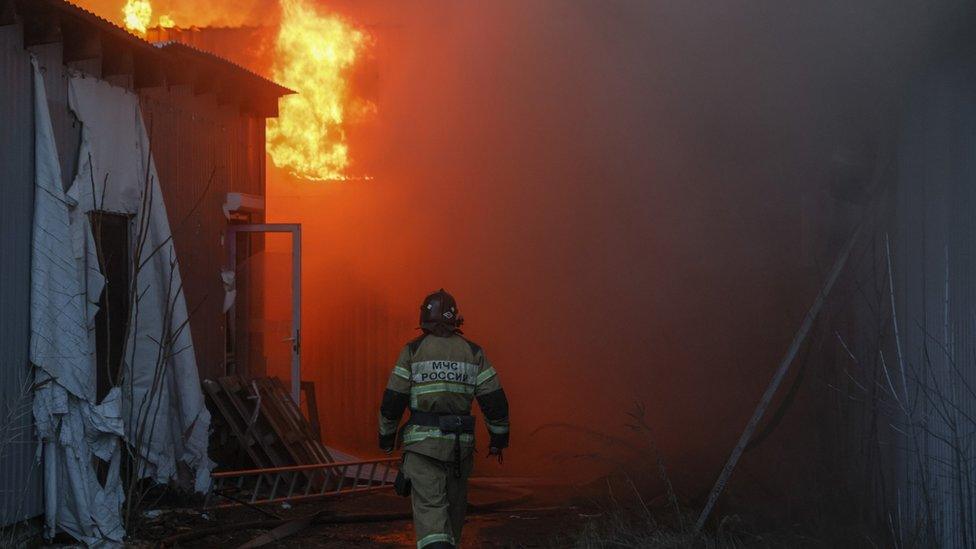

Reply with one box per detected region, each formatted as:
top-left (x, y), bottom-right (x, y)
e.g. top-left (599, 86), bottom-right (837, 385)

top-left (133, 4), bottom-right (390, 460)
top-left (3, 0), bottom-right (976, 546)
top-left (0, 0), bottom-right (291, 542)
top-left (142, 3), bottom-right (379, 183)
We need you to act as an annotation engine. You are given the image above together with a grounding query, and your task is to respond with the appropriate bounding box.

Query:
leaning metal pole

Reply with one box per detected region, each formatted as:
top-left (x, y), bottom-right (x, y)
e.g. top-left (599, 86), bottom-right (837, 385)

top-left (693, 219), bottom-right (865, 533)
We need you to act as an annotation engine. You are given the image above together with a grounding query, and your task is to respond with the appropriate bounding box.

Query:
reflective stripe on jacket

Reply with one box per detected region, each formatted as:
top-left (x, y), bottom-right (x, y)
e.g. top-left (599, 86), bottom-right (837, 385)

top-left (378, 334), bottom-right (510, 462)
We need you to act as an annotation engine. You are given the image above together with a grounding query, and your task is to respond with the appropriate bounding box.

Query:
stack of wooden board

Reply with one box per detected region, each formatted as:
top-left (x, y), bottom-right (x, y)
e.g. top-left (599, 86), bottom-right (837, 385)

top-left (204, 376), bottom-right (334, 470)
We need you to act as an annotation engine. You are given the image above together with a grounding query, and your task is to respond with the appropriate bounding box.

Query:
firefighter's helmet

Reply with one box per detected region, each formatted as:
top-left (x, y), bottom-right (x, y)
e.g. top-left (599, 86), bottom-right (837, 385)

top-left (420, 289), bottom-right (463, 333)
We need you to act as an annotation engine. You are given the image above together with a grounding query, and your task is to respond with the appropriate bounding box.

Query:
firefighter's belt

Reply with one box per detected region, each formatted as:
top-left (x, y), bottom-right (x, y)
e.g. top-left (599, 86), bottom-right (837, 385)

top-left (407, 411), bottom-right (475, 434)
top-left (407, 411), bottom-right (474, 479)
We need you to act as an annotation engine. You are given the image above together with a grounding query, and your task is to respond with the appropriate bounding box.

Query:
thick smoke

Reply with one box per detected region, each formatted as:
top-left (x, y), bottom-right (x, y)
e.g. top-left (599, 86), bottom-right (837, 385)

top-left (258, 0), bottom-right (976, 500)
top-left (267, 0), bottom-right (971, 494)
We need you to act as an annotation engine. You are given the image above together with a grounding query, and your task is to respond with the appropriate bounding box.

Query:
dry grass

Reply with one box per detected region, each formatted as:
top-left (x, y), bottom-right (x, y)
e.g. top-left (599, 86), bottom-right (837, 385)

top-left (572, 510), bottom-right (825, 549)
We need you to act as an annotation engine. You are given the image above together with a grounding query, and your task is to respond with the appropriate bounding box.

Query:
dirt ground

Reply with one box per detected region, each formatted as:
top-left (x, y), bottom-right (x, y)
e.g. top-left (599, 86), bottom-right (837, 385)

top-left (133, 478), bottom-right (594, 548)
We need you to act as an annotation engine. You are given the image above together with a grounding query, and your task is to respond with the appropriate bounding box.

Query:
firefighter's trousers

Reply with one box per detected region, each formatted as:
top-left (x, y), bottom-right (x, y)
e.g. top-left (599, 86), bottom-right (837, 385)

top-left (403, 450), bottom-right (474, 548)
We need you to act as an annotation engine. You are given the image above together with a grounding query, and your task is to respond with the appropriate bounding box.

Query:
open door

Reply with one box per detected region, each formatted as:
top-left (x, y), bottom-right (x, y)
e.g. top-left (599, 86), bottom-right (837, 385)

top-left (227, 224), bottom-right (302, 403)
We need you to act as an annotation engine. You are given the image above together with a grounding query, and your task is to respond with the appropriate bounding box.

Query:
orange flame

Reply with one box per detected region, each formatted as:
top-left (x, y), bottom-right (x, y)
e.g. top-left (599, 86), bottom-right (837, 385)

top-left (267, 0), bottom-right (374, 181)
top-left (122, 0), bottom-right (152, 34)
top-left (122, 0), bottom-right (176, 34)
top-left (118, 0), bottom-right (373, 180)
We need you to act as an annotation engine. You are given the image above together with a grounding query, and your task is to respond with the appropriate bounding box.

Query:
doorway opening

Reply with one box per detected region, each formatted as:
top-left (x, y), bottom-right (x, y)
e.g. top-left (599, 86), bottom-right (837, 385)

top-left (90, 211), bottom-right (131, 405)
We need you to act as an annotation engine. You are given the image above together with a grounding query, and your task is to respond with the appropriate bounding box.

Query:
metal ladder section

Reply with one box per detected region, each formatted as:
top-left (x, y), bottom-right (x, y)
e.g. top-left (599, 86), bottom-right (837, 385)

top-left (206, 458), bottom-right (399, 508)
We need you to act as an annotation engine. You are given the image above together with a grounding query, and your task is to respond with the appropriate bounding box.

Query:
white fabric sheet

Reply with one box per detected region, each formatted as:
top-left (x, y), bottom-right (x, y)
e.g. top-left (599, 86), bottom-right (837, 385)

top-left (66, 74), bottom-right (214, 492)
top-left (30, 56), bottom-right (123, 547)
top-left (29, 64), bottom-right (214, 546)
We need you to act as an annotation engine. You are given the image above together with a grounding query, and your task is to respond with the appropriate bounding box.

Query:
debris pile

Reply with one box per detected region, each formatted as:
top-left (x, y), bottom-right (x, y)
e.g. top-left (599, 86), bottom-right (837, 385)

top-left (203, 376), bottom-right (398, 509)
top-left (204, 376), bottom-right (332, 470)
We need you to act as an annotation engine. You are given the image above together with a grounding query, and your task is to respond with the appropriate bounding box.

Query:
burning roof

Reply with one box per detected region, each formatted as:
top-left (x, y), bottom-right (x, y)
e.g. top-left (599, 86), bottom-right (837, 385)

top-left (153, 40), bottom-right (294, 100)
top-left (121, 0), bottom-right (377, 181)
top-left (6, 0), bottom-right (293, 115)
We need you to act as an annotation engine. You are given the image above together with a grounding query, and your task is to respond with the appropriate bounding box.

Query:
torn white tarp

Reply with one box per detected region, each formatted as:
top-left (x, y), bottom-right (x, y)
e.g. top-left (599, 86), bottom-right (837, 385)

top-left (29, 56), bottom-right (123, 546)
top-left (29, 64), bottom-right (213, 546)
top-left (66, 74), bottom-right (214, 490)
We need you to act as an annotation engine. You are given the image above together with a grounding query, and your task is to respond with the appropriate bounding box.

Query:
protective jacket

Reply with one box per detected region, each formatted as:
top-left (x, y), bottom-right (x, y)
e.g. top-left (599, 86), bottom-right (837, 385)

top-left (378, 333), bottom-right (510, 460)
top-left (379, 332), bottom-right (509, 548)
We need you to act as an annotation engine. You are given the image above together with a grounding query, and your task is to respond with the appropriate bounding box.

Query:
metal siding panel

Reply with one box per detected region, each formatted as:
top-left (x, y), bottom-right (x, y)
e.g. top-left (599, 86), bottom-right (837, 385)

top-left (892, 58), bottom-right (976, 546)
top-left (139, 89), bottom-right (268, 382)
top-left (30, 43), bottom-right (81, 193)
top-left (299, 270), bottom-right (406, 455)
top-left (945, 81), bottom-right (976, 548)
top-left (0, 15), bottom-right (274, 528)
top-left (0, 24), bottom-right (44, 525)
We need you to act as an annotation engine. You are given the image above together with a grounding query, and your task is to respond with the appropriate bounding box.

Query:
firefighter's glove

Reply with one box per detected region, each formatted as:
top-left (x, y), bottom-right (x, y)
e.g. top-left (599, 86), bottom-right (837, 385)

top-left (488, 446), bottom-right (504, 464)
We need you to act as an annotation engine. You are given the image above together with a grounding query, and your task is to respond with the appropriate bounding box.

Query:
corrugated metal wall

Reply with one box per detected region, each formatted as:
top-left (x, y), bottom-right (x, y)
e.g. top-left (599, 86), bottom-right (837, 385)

top-left (0, 16), bottom-right (271, 525)
top-left (29, 38), bottom-right (270, 386)
top-left (0, 24), bottom-right (44, 526)
top-left (140, 88), bottom-right (267, 380)
top-left (300, 277), bottom-right (412, 455)
top-left (890, 53), bottom-right (976, 547)
top-left (817, 47), bottom-right (976, 546)
top-left (829, 56), bottom-right (976, 547)
top-left (30, 42), bottom-right (84, 193)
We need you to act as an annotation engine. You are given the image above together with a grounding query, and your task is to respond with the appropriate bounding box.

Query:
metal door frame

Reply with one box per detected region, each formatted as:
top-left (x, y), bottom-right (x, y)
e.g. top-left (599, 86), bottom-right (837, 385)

top-left (227, 224), bottom-right (302, 403)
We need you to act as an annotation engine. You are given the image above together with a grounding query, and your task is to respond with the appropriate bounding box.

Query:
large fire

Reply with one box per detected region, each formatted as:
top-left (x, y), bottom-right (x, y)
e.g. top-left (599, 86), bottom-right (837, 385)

top-left (267, 0), bottom-right (373, 181)
top-left (123, 0), bottom-right (174, 34)
top-left (122, 0), bottom-right (152, 34)
top-left (118, 0), bottom-right (373, 182)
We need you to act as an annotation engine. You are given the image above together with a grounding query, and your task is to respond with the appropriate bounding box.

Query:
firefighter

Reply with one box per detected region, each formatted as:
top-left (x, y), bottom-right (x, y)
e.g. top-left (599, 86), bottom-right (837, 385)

top-left (378, 289), bottom-right (510, 549)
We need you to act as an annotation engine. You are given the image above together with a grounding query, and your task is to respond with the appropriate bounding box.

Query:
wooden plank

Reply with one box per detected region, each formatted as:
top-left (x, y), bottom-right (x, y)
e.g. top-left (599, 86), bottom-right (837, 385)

top-left (203, 379), bottom-right (294, 500)
top-left (257, 378), bottom-right (325, 466)
top-left (267, 378), bottom-right (333, 464)
top-left (254, 378), bottom-right (316, 466)
top-left (300, 381), bottom-right (322, 442)
top-left (203, 379), bottom-right (269, 469)
top-left (216, 376), bottom-right (292, 468)
top-left (251, 378), bottom-right (331, 491)
top-left (265, 378), bottom-right (325, 466)
top-left (235, 376), bottom-right (296, 467)
top-left (208, 376), bottom-right (336, 497)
